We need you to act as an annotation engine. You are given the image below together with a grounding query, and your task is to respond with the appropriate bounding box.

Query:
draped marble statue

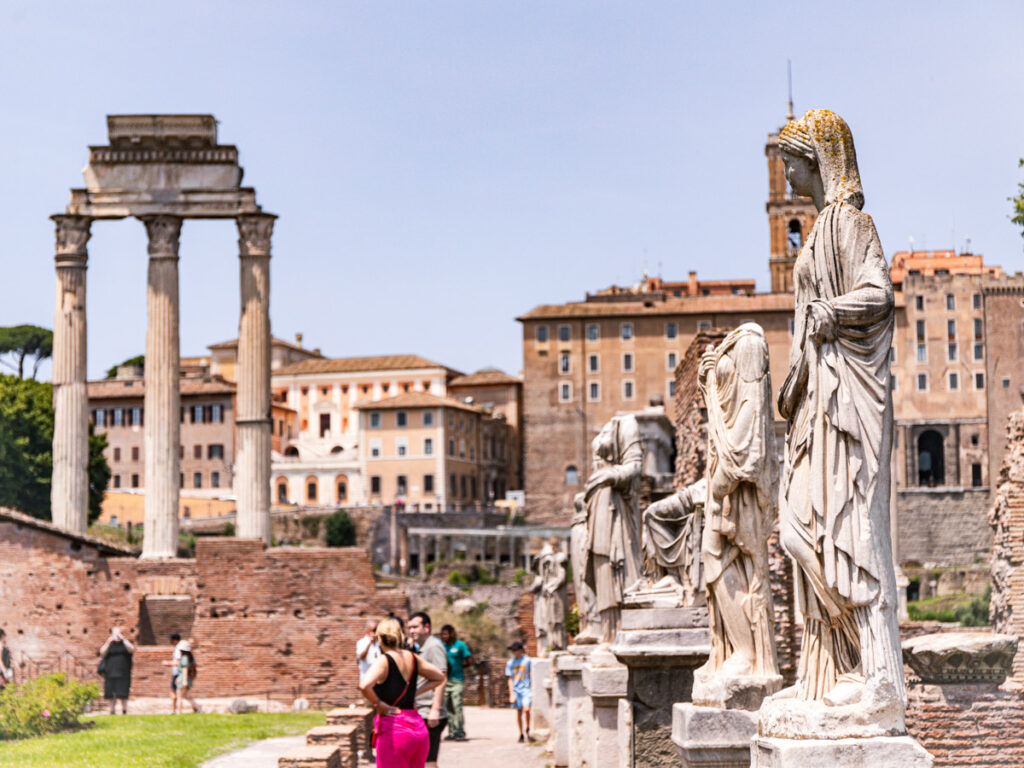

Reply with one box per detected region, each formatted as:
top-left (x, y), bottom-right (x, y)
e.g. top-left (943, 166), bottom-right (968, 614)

top-left (761, 109), bottom-right (906, 738)
top-left (531, 540), bottom-right (569, 654)
top-left (691, 322), bottom-right (781, 708)
top-left (635, 478), bottom-right (706, 607)
top-left (574, 414), bottom-right (644, 644)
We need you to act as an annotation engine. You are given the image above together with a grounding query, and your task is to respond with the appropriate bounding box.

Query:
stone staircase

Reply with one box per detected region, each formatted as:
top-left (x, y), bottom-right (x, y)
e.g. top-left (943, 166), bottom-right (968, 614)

top-left (277, 707), bottom-right (374, 768)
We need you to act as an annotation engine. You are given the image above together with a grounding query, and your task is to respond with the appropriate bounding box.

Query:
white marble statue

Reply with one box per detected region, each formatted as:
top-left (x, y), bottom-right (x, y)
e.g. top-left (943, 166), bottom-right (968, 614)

top-left (692, 322), bottom-right (781, 706)
top-left (635, 478), bottom-right (707, 607)
top-left (575, 414), bottom-right (644, 643)
top-left (763, 109), bottom-right (906, 737)
top-left (570, 493), bottom-right (601, 644)
top-left (531, 539), bottom-right (569, 654)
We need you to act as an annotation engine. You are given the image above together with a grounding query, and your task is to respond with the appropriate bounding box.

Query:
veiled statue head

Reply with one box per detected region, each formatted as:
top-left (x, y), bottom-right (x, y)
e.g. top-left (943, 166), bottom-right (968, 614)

top-left (779, 109), bottom-right (864, 210)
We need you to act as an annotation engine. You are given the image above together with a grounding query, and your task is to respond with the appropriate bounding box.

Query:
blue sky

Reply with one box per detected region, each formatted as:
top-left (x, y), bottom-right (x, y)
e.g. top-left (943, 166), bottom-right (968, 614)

top-left (2, 1), bottom-right (1023, 380)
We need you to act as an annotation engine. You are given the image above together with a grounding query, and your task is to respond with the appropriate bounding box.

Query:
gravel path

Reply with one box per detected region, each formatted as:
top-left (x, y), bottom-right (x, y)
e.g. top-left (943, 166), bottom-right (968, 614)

top-left (199, 735), bottom-right (306, 768)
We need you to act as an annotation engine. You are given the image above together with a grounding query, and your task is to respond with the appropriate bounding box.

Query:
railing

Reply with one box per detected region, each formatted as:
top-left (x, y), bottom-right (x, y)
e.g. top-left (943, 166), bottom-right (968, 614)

top-left (16, 650), bottom-right (96, 685)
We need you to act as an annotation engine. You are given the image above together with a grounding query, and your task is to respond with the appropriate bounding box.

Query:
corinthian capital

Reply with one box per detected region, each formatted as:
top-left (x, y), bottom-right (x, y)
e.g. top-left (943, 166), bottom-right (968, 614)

top-left (139, 215), bottom-right (183, 259)
top-left (237, 214), bottom-right (276, 258)
top-left (51, 215), bottom-right (92, 262)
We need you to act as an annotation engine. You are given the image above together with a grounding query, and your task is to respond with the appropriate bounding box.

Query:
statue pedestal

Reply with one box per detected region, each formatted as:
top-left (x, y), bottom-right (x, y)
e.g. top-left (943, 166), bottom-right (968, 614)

top-left (581, 647), bottom-right (629, 768)
top-left (752, 736), bottom-right (935, 767)
top-left (531, 656), bottom-right (553, 732)
top-left (555, 644), bottom-right (596, 768)
top-left (610, 606), bottom-right (710, 768)
top-left (672, 704), bottom-right (758, 768)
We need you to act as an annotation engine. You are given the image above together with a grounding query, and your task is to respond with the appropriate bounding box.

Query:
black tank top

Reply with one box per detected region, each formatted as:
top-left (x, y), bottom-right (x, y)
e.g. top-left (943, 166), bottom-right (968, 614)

top-left (373, 652), bottom-right (418, 710)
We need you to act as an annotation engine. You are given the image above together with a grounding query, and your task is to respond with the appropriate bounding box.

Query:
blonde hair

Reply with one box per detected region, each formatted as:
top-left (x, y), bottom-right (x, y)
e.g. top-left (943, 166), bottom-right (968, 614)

top-left (376, 618), bottom-right (404, 651)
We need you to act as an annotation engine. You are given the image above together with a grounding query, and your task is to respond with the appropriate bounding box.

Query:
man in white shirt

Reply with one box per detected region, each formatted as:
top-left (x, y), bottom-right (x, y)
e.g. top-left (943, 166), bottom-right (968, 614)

top-left (356, 620), bottom-right (380, 679)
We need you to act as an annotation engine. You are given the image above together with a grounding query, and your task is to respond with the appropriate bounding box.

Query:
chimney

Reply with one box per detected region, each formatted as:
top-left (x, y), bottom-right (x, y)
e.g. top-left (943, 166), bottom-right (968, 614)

top-left (688, 270), bottom-right (698, 296)
top-left (295, 332), bottom-right (303, 347)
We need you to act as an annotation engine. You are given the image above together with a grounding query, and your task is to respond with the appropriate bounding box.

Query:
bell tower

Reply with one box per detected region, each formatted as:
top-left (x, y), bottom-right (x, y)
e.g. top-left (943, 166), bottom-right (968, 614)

top-left (765, 107), bottom-right (817, 293)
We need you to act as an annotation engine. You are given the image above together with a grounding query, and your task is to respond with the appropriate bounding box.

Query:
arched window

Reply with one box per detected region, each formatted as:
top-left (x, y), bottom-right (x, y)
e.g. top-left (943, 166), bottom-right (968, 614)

top-left (565, 465), bottom-right (580, 486)
top-left (788, 219), bottom-right (803, 253)
top-left (275, 476), bottom-right (289, 504)
top-left (284, 446), bottom-right (299, 458)
top-left (335, 474), bottom-right (348, 503)
top-left (917, 430), bottom-right (945, 486)
top-left (306, 475), bottom-right (318, 503)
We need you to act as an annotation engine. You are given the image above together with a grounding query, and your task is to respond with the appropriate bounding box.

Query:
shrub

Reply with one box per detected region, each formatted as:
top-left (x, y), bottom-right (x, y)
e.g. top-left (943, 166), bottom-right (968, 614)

top-left (513, 569), bottom-right (529, 586)
top-left (566, 603), bottom-right (580, 638)
top-left (425, 562), bottom-right (435, 575)
top-left (955, 586), bottom-right (991, 627)
top-left (222, 522), bottom-right (236, 537)
top-left (0, 673), bottom-right (99, 739)
top-left (324, 510), bottom-right (356, 547)
top-left (448, 570), bottom-right (467, 585)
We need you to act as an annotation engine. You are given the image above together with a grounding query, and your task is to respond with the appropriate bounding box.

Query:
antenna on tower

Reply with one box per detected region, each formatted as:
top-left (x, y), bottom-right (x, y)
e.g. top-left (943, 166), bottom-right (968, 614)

top-left (786, 60), bottom-right (794, 121)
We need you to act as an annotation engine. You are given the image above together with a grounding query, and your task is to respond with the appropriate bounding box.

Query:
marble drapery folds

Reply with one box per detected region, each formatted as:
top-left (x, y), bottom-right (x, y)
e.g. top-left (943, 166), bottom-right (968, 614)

top-left (531, 541), bottom-right (569, 653)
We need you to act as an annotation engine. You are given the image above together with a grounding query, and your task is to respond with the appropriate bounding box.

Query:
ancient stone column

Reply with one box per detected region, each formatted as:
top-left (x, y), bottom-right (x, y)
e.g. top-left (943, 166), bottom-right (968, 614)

top-left (235, 214), bottom-right (275, 543)
top-left (51, 215), bottom-right (92, 534)
top-left (140, 215), bottom-right (183, 559)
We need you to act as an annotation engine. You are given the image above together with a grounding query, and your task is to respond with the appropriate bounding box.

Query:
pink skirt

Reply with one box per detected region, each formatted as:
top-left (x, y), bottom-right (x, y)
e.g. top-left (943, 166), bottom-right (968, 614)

top-left (375, 709), bottom-right (428, 768)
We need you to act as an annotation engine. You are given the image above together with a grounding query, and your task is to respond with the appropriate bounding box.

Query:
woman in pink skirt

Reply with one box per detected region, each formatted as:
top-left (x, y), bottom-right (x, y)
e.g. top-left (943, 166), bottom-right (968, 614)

top-left (360, 618), bottom-right (446, 768)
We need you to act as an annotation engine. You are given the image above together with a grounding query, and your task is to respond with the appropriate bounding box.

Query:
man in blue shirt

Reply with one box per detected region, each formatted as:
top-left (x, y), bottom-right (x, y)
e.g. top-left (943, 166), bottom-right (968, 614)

top-left (505, 641), bottom-right (532, 742)
top-left (440, 624), bottom-right (472, 741)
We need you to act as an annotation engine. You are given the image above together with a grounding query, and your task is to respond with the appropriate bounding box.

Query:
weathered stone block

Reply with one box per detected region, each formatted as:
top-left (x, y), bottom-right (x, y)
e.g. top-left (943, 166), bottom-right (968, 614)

top-left (672, 703), bottom-right (757, 768)
top-left (277, 744), bottom-right (341, 768)
top-left (902, 631), bottom-right (1018, 685)
top-left (752, 736), bottom-right (934, 767)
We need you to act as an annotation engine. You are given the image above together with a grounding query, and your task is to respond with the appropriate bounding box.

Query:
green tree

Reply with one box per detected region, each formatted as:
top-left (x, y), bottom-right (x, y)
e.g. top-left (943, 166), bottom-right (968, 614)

top-left (1011, 158), bottom-right (1024, 244)
top-left (0, 374), bottom-right (110, 522)
top-left (105, 354), bottom-right (144, 379)
top-left (324, 509), bottom-right (356, 547)
top-left (0, 325), bottom-right (53, 379)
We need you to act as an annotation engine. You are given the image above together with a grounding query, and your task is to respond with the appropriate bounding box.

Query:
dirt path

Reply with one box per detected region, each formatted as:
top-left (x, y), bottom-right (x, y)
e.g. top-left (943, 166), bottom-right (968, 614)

top-left (438, 706), bottom-right (549, 768)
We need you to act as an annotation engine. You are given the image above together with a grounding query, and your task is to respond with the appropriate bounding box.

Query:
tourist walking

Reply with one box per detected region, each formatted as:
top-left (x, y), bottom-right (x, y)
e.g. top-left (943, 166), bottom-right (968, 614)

top-left (505, 641), bottom-right (532, 742)
top-left (98, 627), bottom-right (134, 714)
top-left (174, 639), bottom-right (201, 713)
top-left (406, 612), bottom-right (448, 768)
top-left (0, 629), bottom-right (12, 689)
top-left (440, 624), bottom-right (472, 741)
top-left (357, 620), bottom-right (381, 678)
top-left (359, 618), bottom-right (446, 768)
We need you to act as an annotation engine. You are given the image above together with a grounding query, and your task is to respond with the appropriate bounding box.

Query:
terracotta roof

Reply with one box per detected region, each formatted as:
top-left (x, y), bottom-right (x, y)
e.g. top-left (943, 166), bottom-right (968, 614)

top-left (0, 507), bottom-right (137, 557)
top-left (87, 376), bottom-right (235, 399)
top-left (448, 368), bottom-right (522, 387)
top-left (516, 292), bottom-right (793, 320)
top-left (353, 391), bottom-right (486, 414)
top-left (275, 355), bottom-right (459, 377)
top-left (207, 336), bottom-right (325, 357)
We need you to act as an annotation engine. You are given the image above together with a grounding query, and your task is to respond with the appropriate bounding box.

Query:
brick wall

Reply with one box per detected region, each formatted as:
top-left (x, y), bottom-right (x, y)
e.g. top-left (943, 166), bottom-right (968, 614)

top-left (990, 409), bottom-right (1024, 682)
top-left (897, 487), bottom-right (993, 567)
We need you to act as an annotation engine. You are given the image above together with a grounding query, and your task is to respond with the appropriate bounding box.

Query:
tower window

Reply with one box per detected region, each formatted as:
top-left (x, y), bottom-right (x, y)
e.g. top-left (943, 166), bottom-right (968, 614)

top-left (787, 219), bottom-right (803, 253)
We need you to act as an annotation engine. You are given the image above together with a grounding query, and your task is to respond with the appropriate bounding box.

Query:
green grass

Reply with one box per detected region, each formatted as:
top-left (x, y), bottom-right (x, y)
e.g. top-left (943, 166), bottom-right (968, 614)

top-left (0, 711), bottom-right (325, 768)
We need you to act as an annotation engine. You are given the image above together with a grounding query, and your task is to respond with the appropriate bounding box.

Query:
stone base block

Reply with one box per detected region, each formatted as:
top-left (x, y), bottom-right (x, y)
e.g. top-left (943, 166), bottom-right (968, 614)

top-left (278, 744), bottom-right (341, 768)
top-left (532, 657), bottom-right (553, 729)
top-left (752, 736), bottom-right (935, 768)
top-left (305, 725), bottom-right (358, 768)
top-left (324, 707), bottom-right (373, 757)
top-left (672, 703), bottom-right (757, 768)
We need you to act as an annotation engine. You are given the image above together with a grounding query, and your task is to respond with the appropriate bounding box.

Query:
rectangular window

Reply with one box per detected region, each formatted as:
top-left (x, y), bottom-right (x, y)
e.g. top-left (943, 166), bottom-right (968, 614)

top-left (915, 295), bottom-right (924, 311)
top-left (917, 343), bottom-right (927, 363)
top-left (423, 411), bottom-right (434, 427)
top-left (113, 447), bottom-right (121, 462)
top-left (449, 473), bottom-right (457, 495)
top-left (460, 476), bottom-right (467, 497)
top-left (621, 323), bottom-right (633, 340)
top-left (948, 372), bottom-right (959, 391)
top-left (623, 380), bottom-right (635, 400)
top-left (948, 342), bottom-right (957, 362)
top-left (113, 475), bottom-right (121, 489)
top-left (397, 439), bottom-right (408, 457)
top-left (95, 408), bottom-right (106, 426)
top-left (667, 351), bottom-right (678, 370)
top-left (396, 411), bottom-right (407, 428)
top-left (1005, 378), bottom-right (1012, 388)
top-left (588, 354), bottom-right (599, 373)
top-left (974, 318), bottom-right (983, 339)
top-left (587, 323), bottom-right (599, 341)
top-left (946, 294), bottom-right (955, 310)
top-left (424, 438), bottom-right (433, 455)
top-left (559, 382), bottom-right (572, 402)
top-left (193, 444), bottom-right (202, 459)
top-left (131, 446), bottom-right (139, 462)
top-left (131, 407), bottom-right (142, 426)
top-left (211, 471), bottom-right (220, 489)
top-left (589, 382), bottom-right (600, 402)
top-left (947, 319), bottom-right (956, 340)
top-left (975, 372), bottom-right (985, 390)
top-left (191, 405), bottom-right (203, 423)
top-left (973, 293), bottom-right (982, 310)
top-left (623, 353), bottom-right (634, 372)
top-left (890, 346), bottom-right (896, 364)
top-left (448, 438), bottom-right (455, 456)
top-left (558, 324), bottom-right (571, 342)
top-left (424, 474), bottom-right (434, 493)
top-left (974, 342), bottom-right (983, 360)
top-left (916, 320), bottom-right (925, 341)
top-left (113, 408), bottom-right (124, 427)
top-left (972, 463), bottom-right (983, 487)
top-left (665, 322), bottom-right (678, 339)
top-left (448, 413), bottom-right (455, 429)
top-left (370, 438), bottom-right (382, 458)
top-left (536, 325), bottom-right (548, 343)
top-left (370, 476), bottom-right (381, 494)
top-left (193, 472), bottom-right (202, 488)
top-left (890, 375), bottom-right (897, 392)
top-left (788, 318), bottom-right (795, 335)
top-left (667, 380), bottom-right (676, 398)
top-left (397, 475), bottom-right (408, 496)
top-left (697, 320), bottom-right (712, 331)
top-left (211, 404), bottom-right (223, 423)
top-left (319, 413), bottom-right (331, 437)
top-left (917, 373), bottom-right (928, 391)
top-left (369, 412), bottom-right (381, 429)
top-left (560, 351), bottom-right (571, 374)
top-left (131, 473), bottom-right (139, 488)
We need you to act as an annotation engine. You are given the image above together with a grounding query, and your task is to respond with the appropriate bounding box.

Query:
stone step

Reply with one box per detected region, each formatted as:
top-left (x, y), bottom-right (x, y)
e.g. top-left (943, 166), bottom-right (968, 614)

top-left (277, 744), bottom-right (341, 768)
top-left (305, 725), bottom-right (359, 768)
top-left (324, 707), bottom-right (375, 756)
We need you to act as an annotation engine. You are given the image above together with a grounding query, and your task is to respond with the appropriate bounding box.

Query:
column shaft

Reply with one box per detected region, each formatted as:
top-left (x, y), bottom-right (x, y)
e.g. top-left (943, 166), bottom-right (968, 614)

top-left (235, 215), bottom-right (275, 542)
top-left (141, 215), bottom-right (183, 559)
top-left (51, 215), bottom-right (91, 533)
